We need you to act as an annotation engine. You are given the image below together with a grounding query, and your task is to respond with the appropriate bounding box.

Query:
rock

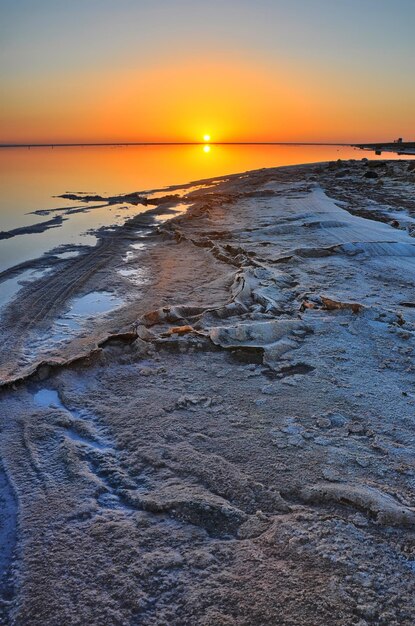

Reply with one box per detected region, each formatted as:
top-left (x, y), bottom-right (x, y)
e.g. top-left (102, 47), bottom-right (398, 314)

top-left (329, 413), bottom-right (347, 427)
top-left (356, 604), bottom-right (378, 620)
top-left (261, 384), bottom-right (275, 395)
top-left (355, 457), bottom-right (370, 468)
top-left (348, 422), bottom-right (366, 435)
top-left (321, 296), bottom-right (363, 314)
top-left (175, 395), bottom-right (212, 409)
top-left (351, 513), bottom-right (369, 527)
top-left (37, 365), bottom-right (50, 381)
top-left (314, 436), bottom-right (331, 446)
top-left (316, 417), bottom-right (331, 429)
top-left (299, 482), bottom-right (415, 526)
top-left (286, 434), bottom-right (305, 447)
top-left (322, 468), bottom-right (341, 481)
top-left (364, 170), bottom-right (379, 179)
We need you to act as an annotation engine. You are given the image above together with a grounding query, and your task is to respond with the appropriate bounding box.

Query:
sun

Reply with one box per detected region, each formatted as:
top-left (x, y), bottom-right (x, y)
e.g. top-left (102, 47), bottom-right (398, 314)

top-left (203, 134), bottom-right (211, 142)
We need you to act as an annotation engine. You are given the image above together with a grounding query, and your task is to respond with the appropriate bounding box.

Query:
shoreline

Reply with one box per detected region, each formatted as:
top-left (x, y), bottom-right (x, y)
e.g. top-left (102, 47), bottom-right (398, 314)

top-left (1, 158), bottom-right (415, 624)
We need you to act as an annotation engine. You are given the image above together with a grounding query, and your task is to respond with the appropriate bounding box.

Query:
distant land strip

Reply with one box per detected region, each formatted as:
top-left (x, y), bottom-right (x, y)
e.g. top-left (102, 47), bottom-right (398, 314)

top-left (353, 142), bottom-right (415, 155)
top-left (0, 141), bottom-right (352, 148)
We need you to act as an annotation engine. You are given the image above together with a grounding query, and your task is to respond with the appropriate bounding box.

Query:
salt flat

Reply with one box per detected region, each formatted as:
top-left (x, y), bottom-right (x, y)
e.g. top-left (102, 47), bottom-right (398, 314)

top-left (1, 159), bottom-right (415, 625)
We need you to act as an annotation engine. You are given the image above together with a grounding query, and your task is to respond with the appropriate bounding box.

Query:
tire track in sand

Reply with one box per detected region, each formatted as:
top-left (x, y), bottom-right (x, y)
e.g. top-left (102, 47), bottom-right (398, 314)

top-left (0, 237), bottom-right (118, 383)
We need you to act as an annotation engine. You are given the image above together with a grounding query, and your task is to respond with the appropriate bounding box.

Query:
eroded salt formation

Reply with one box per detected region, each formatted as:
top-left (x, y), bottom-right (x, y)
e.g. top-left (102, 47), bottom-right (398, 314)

top-left (0, 160), bottom-right (415, 625)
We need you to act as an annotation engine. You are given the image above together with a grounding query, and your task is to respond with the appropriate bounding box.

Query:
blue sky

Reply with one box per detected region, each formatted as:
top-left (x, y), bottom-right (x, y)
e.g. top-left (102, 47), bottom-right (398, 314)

top-left (1, 0), bottom-right (414, 142)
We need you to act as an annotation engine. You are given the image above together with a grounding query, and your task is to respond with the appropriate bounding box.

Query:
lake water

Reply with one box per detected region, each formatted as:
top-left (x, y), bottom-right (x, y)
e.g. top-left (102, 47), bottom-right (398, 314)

top-left (0, 143), bottom-right (411, 274)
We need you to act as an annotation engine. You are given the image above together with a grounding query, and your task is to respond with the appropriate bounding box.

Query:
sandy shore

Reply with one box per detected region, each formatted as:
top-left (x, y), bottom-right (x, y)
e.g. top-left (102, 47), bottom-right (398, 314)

top-left (1, 159), bottom-right (415, 625)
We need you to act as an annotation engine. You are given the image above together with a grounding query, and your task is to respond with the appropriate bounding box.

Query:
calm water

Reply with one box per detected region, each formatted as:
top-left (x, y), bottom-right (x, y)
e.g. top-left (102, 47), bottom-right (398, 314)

top-left (0, 144), bottom-right (410, 273)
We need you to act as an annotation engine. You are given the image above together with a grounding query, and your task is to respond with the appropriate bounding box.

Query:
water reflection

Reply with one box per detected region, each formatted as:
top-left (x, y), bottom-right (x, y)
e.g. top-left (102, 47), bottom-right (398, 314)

top-left (0, 143), bottom-right (413, 273)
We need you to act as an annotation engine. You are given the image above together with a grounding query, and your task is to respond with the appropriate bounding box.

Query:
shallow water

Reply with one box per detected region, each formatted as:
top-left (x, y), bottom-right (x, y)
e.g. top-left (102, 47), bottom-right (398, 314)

top-left (33, 388), bottom-right (63, 409)
top-left (51, 291), bottom-right (124, 334)
top-left (0, 144), bottom-right (412, 274)
top-left (23, 291), bottom-right (125, 361)
top-left (0, 145), bottom-right (412, 272)
top-left (0, 268), bottom-right (51, 309)
top-left (68, 291), bottom-right (123, 317)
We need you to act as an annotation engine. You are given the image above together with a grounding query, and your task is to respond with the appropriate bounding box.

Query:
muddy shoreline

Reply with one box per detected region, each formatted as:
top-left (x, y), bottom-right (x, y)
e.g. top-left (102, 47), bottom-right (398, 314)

top-left (1, 159), bottom-right (415, 625)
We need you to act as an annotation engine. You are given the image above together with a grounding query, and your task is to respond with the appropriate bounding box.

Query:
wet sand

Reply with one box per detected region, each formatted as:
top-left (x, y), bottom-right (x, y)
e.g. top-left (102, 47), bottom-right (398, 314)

top-left (1, 159), bottom-right (415, 625)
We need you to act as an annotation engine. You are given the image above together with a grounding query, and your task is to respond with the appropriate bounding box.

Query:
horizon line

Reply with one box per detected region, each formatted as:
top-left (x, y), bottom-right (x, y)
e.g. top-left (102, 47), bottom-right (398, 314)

top-left (0, 141), bottom-right (356, 149)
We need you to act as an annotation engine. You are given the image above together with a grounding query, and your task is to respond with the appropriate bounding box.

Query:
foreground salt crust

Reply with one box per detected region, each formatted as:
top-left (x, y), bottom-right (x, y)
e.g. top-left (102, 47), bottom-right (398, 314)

top-left (0, 159), bottom-right (415, 625)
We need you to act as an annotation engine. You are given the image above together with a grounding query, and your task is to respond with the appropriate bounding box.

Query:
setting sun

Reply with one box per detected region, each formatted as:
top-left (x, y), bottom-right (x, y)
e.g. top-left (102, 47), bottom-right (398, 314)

top-left (203, 134), bottom-right (211, 142)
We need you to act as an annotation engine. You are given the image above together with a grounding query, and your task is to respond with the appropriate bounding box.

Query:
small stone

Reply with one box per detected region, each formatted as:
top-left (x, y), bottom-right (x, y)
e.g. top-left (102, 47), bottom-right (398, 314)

top-left (314, 436), bottom-right (330, 446)
top-left (351, 513), bottom-right (368, 527)
top-left (322, 468), bottom-right (340, 481)
top-left (356, 604), bottom-right (377, 620)
top-left (139, 367), bottom-right (154, 376)
top-left (302, 430), bottom-right (314, 440)
top-left (355, 456), bottom-right (370, 468)
top-left (348, 422), bottom-right (365, 434)
top-left (281, 376), bottom-right (300, 386)
top-left (329, 413), bottom-right (347, 427)
top-left (316, 417), bottom-right (331, 429)
top-left (286, 434), bottom-right (304, 447)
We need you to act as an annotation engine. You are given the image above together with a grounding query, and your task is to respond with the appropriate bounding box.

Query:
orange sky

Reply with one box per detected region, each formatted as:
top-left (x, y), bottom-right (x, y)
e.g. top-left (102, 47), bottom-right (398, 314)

top-left (1, 1), bottom-right (414, 144)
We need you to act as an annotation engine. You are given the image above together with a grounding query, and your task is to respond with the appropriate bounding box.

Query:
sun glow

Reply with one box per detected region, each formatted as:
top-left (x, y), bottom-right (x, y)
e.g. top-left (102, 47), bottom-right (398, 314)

top-left (203, 134), bottom-right (211, 142)
top-left (203, 144), bottom-right (211, 153)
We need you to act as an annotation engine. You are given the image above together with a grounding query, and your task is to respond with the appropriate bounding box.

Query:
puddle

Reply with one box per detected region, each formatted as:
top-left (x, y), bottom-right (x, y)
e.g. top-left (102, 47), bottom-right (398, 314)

top-left (131, 242), bottom-right (146, 250)
top-left (146, 183), bottom-right (214, 200)
top-left (123, 241), bottom-right (147, 262)
top-left (53, 250), bottom-right (81, 260)
top-left (68, 291), bottom-right (123, 316)
top-left (52, 291), bottom-right (123, 333)
top-left (26, 291), bottom-right (125, 359)
top-left (0, 268), bottom-right (51, 310)
top-left (118, 267), bottom-right (147, 287)
top-left (154, 202), bottom-right (190, 223)
top-left (33, 388), bottom-right (63, 409)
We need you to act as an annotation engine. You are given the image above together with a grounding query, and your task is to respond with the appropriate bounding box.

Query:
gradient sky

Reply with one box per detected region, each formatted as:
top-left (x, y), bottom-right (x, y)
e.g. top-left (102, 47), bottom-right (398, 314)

top-left (1, 0), bottom-right (414, 143)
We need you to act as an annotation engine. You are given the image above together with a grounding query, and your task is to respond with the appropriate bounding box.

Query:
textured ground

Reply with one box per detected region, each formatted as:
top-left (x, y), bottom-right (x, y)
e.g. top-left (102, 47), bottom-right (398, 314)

top-left (1, 159), bottom-right (415, 625)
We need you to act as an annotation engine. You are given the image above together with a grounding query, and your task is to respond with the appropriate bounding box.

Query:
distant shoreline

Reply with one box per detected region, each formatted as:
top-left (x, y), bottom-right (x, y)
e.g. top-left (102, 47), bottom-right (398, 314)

top-left (2, 141), bottom-right (413, 154)
top-left (0, 141), bottom-right (351, 149)
top-left (353, 141), bottom-right (415, 156)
